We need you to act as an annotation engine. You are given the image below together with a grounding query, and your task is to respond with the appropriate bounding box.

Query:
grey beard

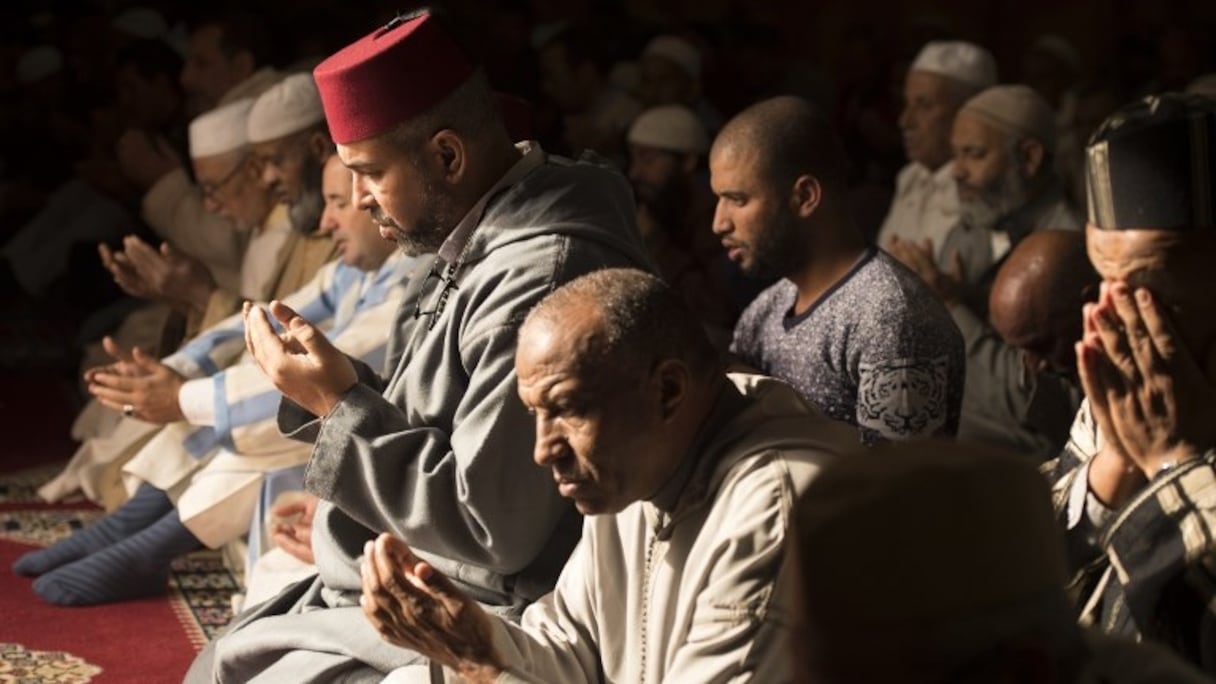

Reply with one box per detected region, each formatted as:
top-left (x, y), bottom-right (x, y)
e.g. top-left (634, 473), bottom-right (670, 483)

top-left (288, 189), bottom-right (324, 234)
top-left (959, 167), bottom-right (1029, 233)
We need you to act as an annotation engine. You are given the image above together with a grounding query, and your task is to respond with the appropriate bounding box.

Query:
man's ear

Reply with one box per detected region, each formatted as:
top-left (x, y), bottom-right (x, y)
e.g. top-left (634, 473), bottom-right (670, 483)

top-left (430, 130), bottom-right (466, 183)
top-left (1019, 138), bottom-right (1045, 179)
top-left (680, 153), bottom-right (698, 175)
top-left (790, 174), bottom-right (822, 219)
top-left (308, 131), bottom-right (332, 161)
top-left (652, 358), bottom-right (689, 423)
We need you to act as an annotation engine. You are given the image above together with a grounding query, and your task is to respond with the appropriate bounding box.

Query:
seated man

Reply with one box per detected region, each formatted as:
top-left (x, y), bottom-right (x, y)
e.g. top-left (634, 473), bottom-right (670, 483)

top-left (955, 229), bottom-right (1094, 459)
top-left (718, 96), bottom-right (964, 444)
top-left (890, 84), bottom-right (1080, 319)
top-left (1045, 93), bottom-right (1216, 674)
top-left (626, 104), bottom-right (736, 341)
top-left (186, 11), bottom-right (653, 681)
top-left (359, 268), bottom-right (857, 682)
top-left (878, 40), bottom-right (997, 260)
top-left (13, 153), bottom-right (418, 606)
top-left (790, 441), bottom-right (1211, 683)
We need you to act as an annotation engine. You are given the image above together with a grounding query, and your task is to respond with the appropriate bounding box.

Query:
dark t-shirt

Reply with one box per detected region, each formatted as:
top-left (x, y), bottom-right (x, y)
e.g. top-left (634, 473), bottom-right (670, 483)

top-left (731, 247), bottom-right (965, 445)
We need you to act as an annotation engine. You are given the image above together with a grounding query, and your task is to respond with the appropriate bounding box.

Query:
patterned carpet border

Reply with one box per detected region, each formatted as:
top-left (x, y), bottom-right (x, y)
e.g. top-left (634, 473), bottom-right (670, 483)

top-left (1, 464), bottom-right (238, 648)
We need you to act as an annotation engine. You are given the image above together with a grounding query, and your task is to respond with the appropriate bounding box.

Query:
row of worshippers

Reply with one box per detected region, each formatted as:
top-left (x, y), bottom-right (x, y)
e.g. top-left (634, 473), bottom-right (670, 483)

top-left (8, 9), bottom-right (1216, 682)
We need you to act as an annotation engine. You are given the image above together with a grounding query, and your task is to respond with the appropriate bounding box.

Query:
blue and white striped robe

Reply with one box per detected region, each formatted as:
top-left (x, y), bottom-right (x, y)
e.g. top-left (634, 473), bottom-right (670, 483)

top-left (121, 251), bottom-right (419, 548)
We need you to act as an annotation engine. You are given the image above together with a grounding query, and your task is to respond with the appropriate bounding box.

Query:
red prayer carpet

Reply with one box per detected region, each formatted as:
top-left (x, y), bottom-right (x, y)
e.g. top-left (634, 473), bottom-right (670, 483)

top-left (0, 375), bottom-right (236, 682)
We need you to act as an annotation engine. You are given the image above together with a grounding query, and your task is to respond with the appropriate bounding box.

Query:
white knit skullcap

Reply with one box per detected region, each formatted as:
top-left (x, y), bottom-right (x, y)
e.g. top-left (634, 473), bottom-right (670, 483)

top-left (247, 72), bottom-right (325, 144)
top-left (642, 35), bottom-right (701, 81)
top-left (111, 7), bottom-right (169, 40)
top-left (959, 84), bottom-right (1057, 152)
top-left (16, 45), bottom-right (63, 84)
top-left (189, 97), bottom-right (255, 158)
top-left (911, 40), bottom-right (997, 90)
top-left (628, 105), bottom-right (708, 155)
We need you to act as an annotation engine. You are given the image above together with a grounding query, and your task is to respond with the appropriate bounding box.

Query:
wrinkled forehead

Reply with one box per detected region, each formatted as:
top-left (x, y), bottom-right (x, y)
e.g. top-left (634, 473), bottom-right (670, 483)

top-left (1085, 223), bottom-right (1216, 300)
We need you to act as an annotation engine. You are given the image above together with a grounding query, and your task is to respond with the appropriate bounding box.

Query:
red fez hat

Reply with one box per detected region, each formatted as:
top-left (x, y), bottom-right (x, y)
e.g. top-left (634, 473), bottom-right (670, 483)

top-left (313, 10), bottom-right (475, 144)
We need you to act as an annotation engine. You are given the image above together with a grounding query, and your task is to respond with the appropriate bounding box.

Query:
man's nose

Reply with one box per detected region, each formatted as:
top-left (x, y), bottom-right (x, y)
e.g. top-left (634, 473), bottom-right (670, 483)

top-left (711, 201), bottom-right (730, 236)
top-left (533, 418), bottom-right (565, 467)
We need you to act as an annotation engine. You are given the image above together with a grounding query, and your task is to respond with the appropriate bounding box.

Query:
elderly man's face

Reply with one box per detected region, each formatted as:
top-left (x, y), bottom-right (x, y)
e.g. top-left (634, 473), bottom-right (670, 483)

top-left (950, 112), bottom-right (1029, 231)
top-left (252, 132), bottom-right (321, 206)
top-left (318, 155), bottom-right (395, 271)
top-left (1085, 224), bottom-right (1216, 365)
top-left (337, 135), bottom-right (455, 256)
top-left (898, 70), bottom-right (961, 171)
top-left (194, 151), bottom-right (271, 231)
top-left (710, 143), bottom-right (804, 278)
top-left (516, 310), bottom-right (669, 516)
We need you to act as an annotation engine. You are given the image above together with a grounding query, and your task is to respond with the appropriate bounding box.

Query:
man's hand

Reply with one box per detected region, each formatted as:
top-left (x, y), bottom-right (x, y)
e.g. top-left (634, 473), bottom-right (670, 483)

top-left (360, 533), bottom-right (505, 682)
top-left (85, 337), bottom-right (187, 424)
top-left (270, 494), bottom-right (319, 564)
top-left (100, 240), bottom-right (158, 301)
top-left (244, 300), bottom-right (357, 418)
top-left (886, 236), bottom-right (964, 305)
top-left (120, 236), bottom-right (216, 312)
top-left (1080, 281), bottom-right (1216, 482)
top-left (115, 129), bottom-right (181, 190)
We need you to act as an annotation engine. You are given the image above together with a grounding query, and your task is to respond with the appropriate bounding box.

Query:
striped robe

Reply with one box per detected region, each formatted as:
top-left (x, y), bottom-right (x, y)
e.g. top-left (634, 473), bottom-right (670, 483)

top-left (1044, 401), bottom-right (1216, 674)
top-left (119, 251), bottom-right (419, 549)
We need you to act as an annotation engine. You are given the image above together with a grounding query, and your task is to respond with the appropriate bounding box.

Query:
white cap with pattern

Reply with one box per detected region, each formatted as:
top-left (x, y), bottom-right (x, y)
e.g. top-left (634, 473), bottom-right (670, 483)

top-left (189, 97), bottom-right (256, 158)
top-left (628, 105), bottom-right (708, 155)
top-left (911, 40), bottom-right (997, 90)
top-left (247, 72), bottom-right (326, 144)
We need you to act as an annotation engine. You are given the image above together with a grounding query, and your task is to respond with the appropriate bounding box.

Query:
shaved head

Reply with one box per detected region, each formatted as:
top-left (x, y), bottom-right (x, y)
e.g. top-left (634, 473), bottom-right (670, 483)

top-left (989, 230), bottom-right (1096, 371)
top-left (521, 268), bottom-right (720, 376)
top-left (711, 95), bottom-right (848, 191)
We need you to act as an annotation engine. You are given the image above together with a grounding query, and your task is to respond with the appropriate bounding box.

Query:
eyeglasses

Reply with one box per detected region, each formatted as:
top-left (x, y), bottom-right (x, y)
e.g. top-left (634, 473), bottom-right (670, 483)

top-left (199, 155), bottom-right (250, 199)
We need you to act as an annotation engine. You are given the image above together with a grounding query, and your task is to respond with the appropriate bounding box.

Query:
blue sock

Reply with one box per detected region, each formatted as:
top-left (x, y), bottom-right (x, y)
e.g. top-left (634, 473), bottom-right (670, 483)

top-left (32, 510), bottom-right (202, 606)
top-left (12, 484), bottom-right (174, 577)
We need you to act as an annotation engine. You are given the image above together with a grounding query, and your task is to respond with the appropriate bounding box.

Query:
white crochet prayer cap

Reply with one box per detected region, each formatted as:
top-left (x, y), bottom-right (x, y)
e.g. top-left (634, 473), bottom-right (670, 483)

top-left (247, 72), bottom-right (326, 144)
top-left (628, 105), bottom-right (708, 155)
top-left (189, 97), bottom-right (256, 158)
top-left (111, 7), bottom-right (169, 40)
top-left (642, 35), bottom-right (701, 81)
top-left (910, 40), bottom-right (997, 90)
top-left (959, 84), bottom-right (1057, 152)
top-left (16, 45), bottom-right (63, 84)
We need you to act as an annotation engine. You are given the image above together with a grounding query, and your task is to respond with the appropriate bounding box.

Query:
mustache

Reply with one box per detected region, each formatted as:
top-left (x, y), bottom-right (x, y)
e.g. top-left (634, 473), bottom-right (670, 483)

top-left (368, 206), bottom-right (399, 228)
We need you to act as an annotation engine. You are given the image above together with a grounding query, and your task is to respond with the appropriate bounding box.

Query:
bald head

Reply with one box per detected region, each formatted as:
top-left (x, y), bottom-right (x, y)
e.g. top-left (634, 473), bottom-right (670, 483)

top-left (989, 230), bottom-right (1095, 371)
top-left (520, 268), bottom-right (720, 376)
top-left (711, 95), bottom-right (849, 191)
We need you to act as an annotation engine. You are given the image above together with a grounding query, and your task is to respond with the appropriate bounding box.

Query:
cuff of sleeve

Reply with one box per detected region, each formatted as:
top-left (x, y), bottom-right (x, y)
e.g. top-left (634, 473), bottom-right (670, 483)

top-left (1064, 458), bottom-right (1115, 530)
top-left (162, 353), bottom-right (203, 379)
top-left (179, 377), bottom-right (217, 426)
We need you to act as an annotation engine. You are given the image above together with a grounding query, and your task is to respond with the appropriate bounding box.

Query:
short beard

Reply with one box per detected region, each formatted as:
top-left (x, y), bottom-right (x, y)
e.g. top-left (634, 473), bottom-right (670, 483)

top-left (377, 171), bottom-right (457, 257)
top-left (745, 208), bottom-right (804, 279)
